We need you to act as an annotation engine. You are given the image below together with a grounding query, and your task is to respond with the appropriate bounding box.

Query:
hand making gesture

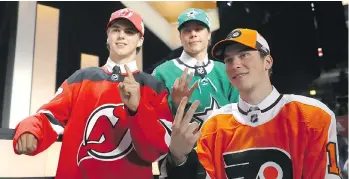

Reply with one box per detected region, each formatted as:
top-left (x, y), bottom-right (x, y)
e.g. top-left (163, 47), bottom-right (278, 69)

top-left (169, 96), bottom-right (201, 165)
top-left (118, 65), bottom-right (141, 112)
top-left (172, 68), bottom-right (199, 107)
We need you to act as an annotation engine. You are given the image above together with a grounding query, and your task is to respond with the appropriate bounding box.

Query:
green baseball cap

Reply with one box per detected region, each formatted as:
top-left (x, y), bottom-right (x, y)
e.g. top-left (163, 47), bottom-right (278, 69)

top-left (177, 8), bottom-right (211, 30)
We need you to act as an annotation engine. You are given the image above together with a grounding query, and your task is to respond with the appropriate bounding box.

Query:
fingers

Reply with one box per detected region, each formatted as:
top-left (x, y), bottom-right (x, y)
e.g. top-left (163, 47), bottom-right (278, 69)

top-left (172, 78), bottom-right (179, 90)
top-left (185, 121), bottom-right (201, 143)
top-left (26, 134), bottom-right (37, 151)
top-left (16, 138), bottom-right (21, 153)
top-left (173, 96), bottom-right (189, 128)
top-left (179, 68), bottom-right (189, 90)
top-left (20, 134), bottom-right (27, 153)
top-left (118, 82), bottom-right (124, 90)
top-left (16, 133), bottom-right (38, 154)
top-left (185, 121), bottom-right (200, 134)
top-left (184, 72), bottom-right (193, 90)
top-left (124, 65), bottom-right (135, 81)
top-left (192, 130), bottom-right (201, 142)
top-left (181, 100), bottom-right (200, 127)
top-left (188, 80), bottom-right (199, 95)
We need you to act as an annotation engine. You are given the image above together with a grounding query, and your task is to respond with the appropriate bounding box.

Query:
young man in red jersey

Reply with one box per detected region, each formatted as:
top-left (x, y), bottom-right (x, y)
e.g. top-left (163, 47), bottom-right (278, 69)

top-left (13, 8), bottom-right (175, 179)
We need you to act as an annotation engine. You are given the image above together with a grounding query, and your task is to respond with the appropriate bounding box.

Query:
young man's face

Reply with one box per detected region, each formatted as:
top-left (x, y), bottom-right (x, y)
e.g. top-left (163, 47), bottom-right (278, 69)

top-left (179, 21), bottom-right (211, 56)
top-left (223, 43), bottom-right (273, 92)
top-left (107, 19), bottom-right (143, 58)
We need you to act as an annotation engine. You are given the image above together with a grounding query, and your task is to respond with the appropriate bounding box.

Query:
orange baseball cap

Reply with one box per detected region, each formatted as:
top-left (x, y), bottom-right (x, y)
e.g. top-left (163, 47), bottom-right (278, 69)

top-left (106, 8), bottom-right (145, 37)
top-left (212, 28), bottom-right (270, 60)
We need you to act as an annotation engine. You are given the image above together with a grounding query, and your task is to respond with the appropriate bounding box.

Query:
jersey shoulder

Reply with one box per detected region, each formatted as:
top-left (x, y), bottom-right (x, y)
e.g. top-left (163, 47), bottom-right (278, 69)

top-left (153, 59), bottom-right (176, 74)
top-left (67, 67), bottom-right (106, 85)
top-left (283, 94), bottom-right (335, 129)
top-left (138, 72), bottom-right (167, 94)
top-left (201, 103), bottom-right (237, 137)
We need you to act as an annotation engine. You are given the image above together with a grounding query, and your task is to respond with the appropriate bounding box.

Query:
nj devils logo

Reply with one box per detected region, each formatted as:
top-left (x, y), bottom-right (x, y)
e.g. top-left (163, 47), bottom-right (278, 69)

top-left (223, 147), bottom-right (293, 179)
top-left (77, 104), bottom-right (133, 165)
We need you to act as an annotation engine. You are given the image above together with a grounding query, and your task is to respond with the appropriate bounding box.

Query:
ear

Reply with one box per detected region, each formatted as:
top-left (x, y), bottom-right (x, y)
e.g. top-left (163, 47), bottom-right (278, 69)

top-left (265, 55), bottom-right (273, 71)
top-left (208, 32), bottom-right (212, 41)
top-left (137, 36), bottom-right (144, 48)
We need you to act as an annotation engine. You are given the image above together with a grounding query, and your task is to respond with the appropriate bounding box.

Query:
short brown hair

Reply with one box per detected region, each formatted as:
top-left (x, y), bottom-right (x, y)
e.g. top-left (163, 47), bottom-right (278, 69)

top-left (259, 51), bottom-right (272, 76)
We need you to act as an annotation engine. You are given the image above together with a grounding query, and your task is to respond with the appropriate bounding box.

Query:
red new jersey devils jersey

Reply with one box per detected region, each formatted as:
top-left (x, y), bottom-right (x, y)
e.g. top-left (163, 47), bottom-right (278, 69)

top-left (13, 61), bottom-right (173, 179)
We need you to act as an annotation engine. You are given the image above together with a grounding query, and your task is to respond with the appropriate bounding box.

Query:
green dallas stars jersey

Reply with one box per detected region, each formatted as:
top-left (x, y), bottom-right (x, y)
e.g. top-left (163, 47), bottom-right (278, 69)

top-left (152, 58), bottom-right (239, 128)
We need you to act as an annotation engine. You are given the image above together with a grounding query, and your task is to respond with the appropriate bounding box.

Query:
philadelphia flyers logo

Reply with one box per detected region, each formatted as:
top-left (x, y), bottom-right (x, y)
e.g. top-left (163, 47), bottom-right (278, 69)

top-left (77, 104), bottom-right (133, 165)
top-left (223, 147), bottom-right (293, 179)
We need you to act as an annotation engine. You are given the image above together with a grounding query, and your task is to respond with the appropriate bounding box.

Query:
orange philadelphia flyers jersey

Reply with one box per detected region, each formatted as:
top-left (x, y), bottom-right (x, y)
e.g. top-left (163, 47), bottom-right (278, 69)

top-left (12, 60), bottom-right (173, 179)
top-left (197, 88), bottom-right (342, 179)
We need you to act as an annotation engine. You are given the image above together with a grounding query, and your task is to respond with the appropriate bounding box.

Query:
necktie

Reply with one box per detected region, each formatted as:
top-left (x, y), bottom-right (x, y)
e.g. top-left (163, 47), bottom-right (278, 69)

top-left (194, 62), bottom-right (207, 79)
top-left (248, 106), bottom-right (260, 123)
top-left (111, 66), bottom-right (121, 81)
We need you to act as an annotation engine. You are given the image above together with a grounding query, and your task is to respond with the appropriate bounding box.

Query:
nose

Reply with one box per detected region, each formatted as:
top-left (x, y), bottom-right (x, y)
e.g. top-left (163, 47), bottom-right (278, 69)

top-left (229, 58), bottom-right (242, 71)
top-left (189, 29), bottom-right (197, 38)
top-left (117, 30), bottom-right (126, 39)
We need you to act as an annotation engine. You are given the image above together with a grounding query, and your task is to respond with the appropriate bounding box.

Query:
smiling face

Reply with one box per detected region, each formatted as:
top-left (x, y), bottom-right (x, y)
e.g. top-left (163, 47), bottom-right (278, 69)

top-left (107, 19), bottom-right (143, 59)
top-left (179, 21), bottom-right (211, 56)
top-left (223, 43), bottom-right (273, 92)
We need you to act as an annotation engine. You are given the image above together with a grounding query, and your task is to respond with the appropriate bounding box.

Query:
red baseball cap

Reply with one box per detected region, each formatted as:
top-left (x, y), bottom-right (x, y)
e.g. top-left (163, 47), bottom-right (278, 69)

top-left (107, 8), bottom-right (145, 37)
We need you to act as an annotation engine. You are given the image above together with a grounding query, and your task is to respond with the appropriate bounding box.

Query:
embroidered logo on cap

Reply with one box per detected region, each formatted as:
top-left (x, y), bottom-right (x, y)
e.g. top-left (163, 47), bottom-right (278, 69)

top-left (227, 29), bottom-right (242, 39)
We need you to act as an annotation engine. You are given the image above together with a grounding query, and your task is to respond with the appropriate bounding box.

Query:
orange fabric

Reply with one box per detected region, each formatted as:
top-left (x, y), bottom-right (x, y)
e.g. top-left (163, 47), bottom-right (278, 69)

top-left (197, 101), bottom-right (342, 179)
top-left (232, 28), bottom-right (258, 49)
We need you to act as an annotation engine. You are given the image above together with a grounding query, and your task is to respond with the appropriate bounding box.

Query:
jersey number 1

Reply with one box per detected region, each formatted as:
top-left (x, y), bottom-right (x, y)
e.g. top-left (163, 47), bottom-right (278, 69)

top-left (326, 142), bottom-right (341, 176)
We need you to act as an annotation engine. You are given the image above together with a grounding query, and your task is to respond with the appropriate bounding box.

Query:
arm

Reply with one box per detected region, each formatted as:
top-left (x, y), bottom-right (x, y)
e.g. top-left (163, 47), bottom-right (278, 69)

top-left (303, 112), bottom-right (342, 179)
top-left (13, 73), bottom-right (79, 155)
top-left (164, 149), bottom-right (209, 179)
top-left (126, 83), bottom-right (174, 162)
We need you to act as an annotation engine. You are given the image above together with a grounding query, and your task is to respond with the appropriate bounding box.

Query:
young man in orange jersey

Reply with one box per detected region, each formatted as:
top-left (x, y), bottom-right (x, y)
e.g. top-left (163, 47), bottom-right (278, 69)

top-left (12, 8), bottom-right (176, 179)
top-left (166, 28), bottom-right (342, 179)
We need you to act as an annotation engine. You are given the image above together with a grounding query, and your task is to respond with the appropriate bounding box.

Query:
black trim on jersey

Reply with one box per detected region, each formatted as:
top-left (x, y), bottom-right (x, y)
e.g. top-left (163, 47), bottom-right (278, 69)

top-left (135, 72), bottom-right (167, 95)
top-left (175, 58), bottom-right (211, 69)
top-left (193, 96), bottom-right (221, 129)
top-left (238, 94), bottom-right (284, 115)
top-left (158, 119), bottom-right (172, 136)
top-left (66, 67), bottom-right (166, 95)
top-left (67, 67), bottom-right (111, 84)
top-left (43, 113), bottom-right (64, 128)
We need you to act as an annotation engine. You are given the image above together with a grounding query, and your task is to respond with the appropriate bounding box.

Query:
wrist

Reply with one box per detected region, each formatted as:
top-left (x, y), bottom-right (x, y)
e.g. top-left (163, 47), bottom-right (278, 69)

top-left (168, 149), bottom-right (187, 166)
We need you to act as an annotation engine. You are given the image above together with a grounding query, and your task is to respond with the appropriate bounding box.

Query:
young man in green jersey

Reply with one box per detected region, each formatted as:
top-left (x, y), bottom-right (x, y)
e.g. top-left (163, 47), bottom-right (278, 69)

top-left (152, 8), bottom-right (239, 129)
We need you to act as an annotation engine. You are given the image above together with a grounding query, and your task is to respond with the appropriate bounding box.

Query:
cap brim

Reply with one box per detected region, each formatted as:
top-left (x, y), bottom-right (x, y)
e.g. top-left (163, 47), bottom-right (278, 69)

top-left (211, 39), bottom-right (258, 61)
top-left (178, 20), bottom-right (210, 30)
top-left (211, 39), bottom-right (238, 61)
top-left (106, 18), bottom-right (138, 32)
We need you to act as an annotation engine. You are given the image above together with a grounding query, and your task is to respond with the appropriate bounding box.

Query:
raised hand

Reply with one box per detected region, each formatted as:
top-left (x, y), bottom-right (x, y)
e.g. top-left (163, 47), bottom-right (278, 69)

top-left (118, 65), bottom-right (141, 112)
top-left (171, 68), bottom-right (199, 107)
top-left (169, 96), bottom-right (201, 165)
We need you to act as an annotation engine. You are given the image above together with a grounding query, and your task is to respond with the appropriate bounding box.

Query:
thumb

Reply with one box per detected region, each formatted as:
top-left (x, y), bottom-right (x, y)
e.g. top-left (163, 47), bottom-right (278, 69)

top-left (118, 82), bottom-right (124, 90)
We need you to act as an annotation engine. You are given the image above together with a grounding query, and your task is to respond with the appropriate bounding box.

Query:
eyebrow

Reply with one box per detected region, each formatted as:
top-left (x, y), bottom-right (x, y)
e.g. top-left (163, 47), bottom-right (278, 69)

top-left (110, 25), bottom-right (137, 31)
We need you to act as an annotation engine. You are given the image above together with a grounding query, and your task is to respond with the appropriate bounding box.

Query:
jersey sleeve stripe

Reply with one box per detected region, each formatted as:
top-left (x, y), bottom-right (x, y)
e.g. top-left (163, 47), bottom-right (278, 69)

top-left (38, 110), bottom-right (64, 135)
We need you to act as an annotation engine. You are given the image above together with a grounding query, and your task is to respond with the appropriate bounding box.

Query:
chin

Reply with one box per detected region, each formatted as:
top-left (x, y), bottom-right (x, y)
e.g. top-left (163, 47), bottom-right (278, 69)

top-left (232, 81), bottom-right (252, 92)
top-left (112, 50), bottom-right (129, 57)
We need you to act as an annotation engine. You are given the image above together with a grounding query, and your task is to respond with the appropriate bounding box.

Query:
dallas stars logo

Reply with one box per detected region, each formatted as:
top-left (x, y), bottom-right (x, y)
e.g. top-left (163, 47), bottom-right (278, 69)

top-left (186, 9), bottom-right (200, 20)
top-left (192, 96), bottom-right (221, 129)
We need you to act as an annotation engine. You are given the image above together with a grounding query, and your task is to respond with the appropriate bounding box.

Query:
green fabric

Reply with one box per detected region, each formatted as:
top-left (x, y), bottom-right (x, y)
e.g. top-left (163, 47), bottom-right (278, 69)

top-left (177, 8), bottom-right (211, 30)
top-left (152, 59), bottom-right (239, 127)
